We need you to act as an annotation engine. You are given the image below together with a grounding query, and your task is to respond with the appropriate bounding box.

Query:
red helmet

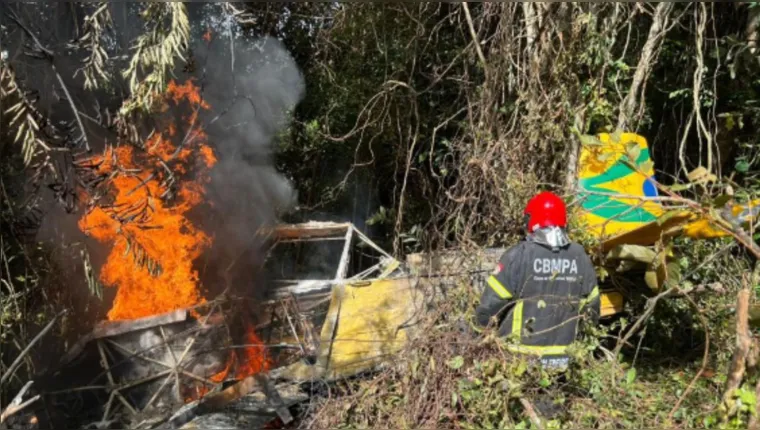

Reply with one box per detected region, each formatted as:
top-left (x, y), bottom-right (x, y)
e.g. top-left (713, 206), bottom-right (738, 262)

top-left (524, 192), bottom-right (567, 233)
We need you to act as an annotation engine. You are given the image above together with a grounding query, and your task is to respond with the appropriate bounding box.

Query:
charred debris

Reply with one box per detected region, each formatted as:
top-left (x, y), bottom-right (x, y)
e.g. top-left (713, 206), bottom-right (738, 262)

top-left (4, 222), bottom-right (474, 430)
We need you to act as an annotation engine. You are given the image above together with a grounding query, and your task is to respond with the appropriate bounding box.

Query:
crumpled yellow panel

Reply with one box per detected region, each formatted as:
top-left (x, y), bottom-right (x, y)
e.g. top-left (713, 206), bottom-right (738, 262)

top-left (577, 132), bottom-right (664, 242)
top-left (279, 277), bottom-right (425, 381)
top-left (323, 278), bottom-right (423, 378)
top-left (576, 132), bottom-right (760, 248)
top-left (600, 292), bottom-right (624, 318)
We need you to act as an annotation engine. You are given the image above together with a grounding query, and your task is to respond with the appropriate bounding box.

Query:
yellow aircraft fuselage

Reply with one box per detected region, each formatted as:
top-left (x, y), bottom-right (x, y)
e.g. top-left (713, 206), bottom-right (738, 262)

top-left (577, 132), bottom-right (759, 316)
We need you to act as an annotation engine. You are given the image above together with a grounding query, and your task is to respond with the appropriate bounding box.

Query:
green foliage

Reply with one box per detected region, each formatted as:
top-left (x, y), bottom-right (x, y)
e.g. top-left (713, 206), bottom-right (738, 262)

top-left (366, 206), bottom-right (390, 227)
top-left (121, 2), bottom-right (189, 114)
top-left (0, 61), bottom-right (48, 165)
top-left (74, 3), bottom-right (113, 90)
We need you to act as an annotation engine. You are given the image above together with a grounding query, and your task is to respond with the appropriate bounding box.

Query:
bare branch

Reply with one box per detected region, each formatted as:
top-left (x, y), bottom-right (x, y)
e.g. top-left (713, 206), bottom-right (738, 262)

top-left (0, 381), bottom-right (39, 424)
top-left (0, 310), bottom-right (67, 386)
top-left (462, 3), bottom-right (487, 71)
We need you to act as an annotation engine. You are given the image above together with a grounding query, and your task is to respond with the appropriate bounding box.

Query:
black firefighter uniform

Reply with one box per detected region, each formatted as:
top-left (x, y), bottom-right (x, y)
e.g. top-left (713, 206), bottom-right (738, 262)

top-left (475, 240), bottom-right (600, 363)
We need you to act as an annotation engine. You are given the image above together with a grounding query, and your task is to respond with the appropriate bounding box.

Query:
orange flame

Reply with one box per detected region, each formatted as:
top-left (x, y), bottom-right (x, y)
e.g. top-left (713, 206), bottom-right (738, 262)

top-left (236, 327), bottom-right (271, 379)
top-left (79, 78), bottom-right (272, 401)
top-left (187, 354), bottom-right (235, 401)
top-left (78, 79), bottom-right (216, 321)
top-left (185, 326), bottom-right (270, 402)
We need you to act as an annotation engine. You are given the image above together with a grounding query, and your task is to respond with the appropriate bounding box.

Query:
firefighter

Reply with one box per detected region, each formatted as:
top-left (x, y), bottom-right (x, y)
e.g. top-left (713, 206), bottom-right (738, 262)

top-left (475, 191), bottom-right (600, 370)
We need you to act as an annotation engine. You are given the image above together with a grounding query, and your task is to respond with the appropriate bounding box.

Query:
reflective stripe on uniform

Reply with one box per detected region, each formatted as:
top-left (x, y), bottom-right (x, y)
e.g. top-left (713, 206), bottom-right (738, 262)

top-left (512, 300), bottom-right (524, 339)
top-left (508, 300), bottom-right (567, 356)
top-left (487, 275), bottom-right (512, 299)
top-left (506, 344), bottom-right (568, 356)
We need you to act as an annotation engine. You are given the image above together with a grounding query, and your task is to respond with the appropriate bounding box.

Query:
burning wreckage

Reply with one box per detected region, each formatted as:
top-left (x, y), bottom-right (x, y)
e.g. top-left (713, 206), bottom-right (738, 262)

top-left (2, 78), bottom-right (429, 429)
top-left (38, 222), bottom-right (429, 429)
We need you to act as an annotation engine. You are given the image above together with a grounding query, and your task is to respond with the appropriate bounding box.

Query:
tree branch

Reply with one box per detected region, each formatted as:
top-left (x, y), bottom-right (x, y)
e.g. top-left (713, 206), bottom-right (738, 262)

top-left (617, 2), bottom-right (674, 130)
top-left (0, 381), bottom-right (39, 424)
top-left (746, 4), bottom-right (760, 56)
top-left (0, 310), bottom-right (67, 386)
top-left (6, 9), bottom-right (92, 151)
top-left (462, 3), bottom-right (487, 71)
top-left (519, 398), bottom-right (544, 429)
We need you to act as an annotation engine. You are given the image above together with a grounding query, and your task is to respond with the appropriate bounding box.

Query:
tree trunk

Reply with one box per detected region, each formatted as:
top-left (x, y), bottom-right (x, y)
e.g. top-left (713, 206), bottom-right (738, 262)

top-left (564, 111), bottom-right (585, 193)
top-left (724, 287), bottom-right (752, 409)
top-left (522, 2), bottom-right (538, 53)
top-left (617, 2), bottom-right (674, 131)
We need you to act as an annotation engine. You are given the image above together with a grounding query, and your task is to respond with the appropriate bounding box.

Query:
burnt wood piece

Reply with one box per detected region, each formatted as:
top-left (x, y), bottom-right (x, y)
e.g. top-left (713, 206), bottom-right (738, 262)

top-left (167, 373), bottom-right (293, 428)
top-left (60, 310), bottom-right (189, 366)
top-left (201, 373), bottom-right (292, 423)
top-left (266, 222), bottom-right (351, 240)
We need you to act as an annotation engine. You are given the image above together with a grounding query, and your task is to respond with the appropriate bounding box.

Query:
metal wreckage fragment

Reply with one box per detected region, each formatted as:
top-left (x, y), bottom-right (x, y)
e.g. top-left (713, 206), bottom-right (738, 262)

top-left (44, 222), bottom-right (429, 429)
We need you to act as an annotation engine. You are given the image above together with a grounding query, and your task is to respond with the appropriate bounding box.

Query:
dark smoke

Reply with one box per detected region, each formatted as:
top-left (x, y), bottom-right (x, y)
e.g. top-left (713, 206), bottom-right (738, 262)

top-left (189, 5), bottom-right (304, 297)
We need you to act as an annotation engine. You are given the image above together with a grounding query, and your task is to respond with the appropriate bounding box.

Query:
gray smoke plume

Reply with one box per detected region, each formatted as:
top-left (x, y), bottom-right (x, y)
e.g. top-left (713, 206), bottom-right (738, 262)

top-left (190, 9), bottom-right (305, 295)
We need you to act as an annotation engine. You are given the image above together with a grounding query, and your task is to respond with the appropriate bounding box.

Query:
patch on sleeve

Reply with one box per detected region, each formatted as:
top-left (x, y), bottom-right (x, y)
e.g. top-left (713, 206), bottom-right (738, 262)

top-left (491, 263), bottom-right (504, 276)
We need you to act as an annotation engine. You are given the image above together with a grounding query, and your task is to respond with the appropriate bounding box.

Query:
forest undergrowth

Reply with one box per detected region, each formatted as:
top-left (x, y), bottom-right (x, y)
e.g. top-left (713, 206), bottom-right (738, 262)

top-left (302, 238), bottom-right (755, 429)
